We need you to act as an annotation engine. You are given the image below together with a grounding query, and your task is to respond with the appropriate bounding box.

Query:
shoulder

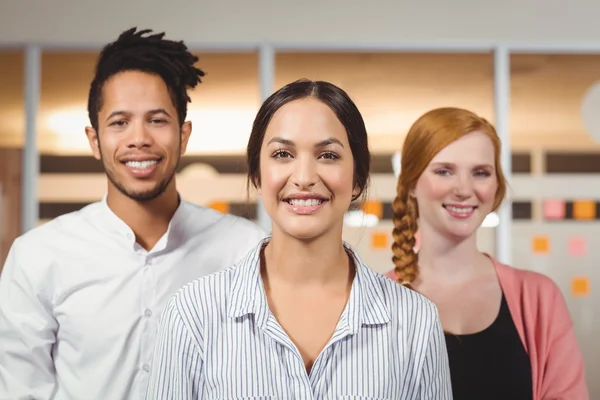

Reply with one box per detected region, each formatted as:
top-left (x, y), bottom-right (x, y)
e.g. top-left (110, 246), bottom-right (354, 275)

top-left (8, 202), bottom-right (101, 260)
top-left (168, 265), bottom-right (238, 327)
top-left (359, 263), bottom-right (440, 326)
top-left (491, 256), bottom-right (562, 298)
top-left (381, 273), bottom-right (439, 316)
top-left (1, 203), bottom-right (102, 286)
top-left (491, 256), bottom-right (574, 333)
top-left (168, 240), bottom-right (262, 324)
top-left (181, 201), bottom-right (267, 239)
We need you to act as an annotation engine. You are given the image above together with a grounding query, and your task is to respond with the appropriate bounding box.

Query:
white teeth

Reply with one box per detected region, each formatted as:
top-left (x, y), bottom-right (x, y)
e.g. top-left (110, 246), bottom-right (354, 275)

top-left (288, 199), bottom-right (324, 207)
top-left (126, 160), bottom-right (158, 169)
top-left (446, 206), bottom-right (474, 214)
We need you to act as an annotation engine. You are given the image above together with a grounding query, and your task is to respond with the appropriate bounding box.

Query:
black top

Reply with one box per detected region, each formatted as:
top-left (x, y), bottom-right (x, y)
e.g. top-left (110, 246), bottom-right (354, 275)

top-left (444, 291), bottom-right (533, 400)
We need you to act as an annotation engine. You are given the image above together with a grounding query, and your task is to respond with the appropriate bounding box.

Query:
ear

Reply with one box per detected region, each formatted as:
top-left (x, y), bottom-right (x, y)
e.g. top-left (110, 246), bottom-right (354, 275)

top-left (352, 184), bottom-right (361, 199)
top-left (180, 121), bottom-right (192, 155)
top-left (85, 126), bottom-right (101, 160)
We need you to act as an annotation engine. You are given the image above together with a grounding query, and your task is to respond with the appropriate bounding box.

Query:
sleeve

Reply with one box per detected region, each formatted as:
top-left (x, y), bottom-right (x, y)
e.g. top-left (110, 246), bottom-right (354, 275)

top-left (145, 295), bottom-right (204, 400)
top-left (0, 242), bottom-right (58, 399)
top-left (419, 306), bottom-right (453, 399)
top-left (539, 284), bottom-right (589, 400)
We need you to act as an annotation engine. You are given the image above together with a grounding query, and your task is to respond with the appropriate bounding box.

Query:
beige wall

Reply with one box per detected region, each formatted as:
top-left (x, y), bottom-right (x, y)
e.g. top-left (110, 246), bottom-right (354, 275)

top-left (0, 149), bottom-right (21, 267)
top-left (0, 0), bottom-right (599, 45)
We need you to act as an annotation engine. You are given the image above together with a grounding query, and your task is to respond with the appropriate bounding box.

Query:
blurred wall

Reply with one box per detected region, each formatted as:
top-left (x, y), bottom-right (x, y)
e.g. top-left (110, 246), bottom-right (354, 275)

top-left (1, 0), bottom-right (600, 46)
top-left (0, 149), bottom-right (21, 267)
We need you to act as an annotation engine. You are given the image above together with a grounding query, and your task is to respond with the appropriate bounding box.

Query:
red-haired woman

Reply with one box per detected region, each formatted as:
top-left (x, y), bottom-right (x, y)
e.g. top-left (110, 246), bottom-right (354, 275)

top-left (386, 107), bottom-right (588, 400)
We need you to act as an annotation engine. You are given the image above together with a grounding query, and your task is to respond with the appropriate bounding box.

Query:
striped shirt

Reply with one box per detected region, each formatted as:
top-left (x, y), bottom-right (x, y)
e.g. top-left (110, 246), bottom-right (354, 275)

top-left (146, 238), bottom-right (453, 399)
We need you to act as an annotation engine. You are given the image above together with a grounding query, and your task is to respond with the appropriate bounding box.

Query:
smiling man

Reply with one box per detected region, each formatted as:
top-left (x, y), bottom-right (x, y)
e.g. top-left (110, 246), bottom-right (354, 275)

top-left (0, 28), bottom-right (265, 400)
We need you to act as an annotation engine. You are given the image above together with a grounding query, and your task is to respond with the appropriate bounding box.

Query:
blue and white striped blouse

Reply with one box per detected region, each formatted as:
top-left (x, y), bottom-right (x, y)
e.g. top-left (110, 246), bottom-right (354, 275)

top-left (146, 238), bottom-right (453, 399)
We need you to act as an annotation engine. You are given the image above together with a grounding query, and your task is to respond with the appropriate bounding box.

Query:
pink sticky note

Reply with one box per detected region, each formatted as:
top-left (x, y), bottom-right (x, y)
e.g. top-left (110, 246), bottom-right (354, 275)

top-left (544, 199), bottom-right (566, 220)
top-left (568, 236), bottom-right (587, 256)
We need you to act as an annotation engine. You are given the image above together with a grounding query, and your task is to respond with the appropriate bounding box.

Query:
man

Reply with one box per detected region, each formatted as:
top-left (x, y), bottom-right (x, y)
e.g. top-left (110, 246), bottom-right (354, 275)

top-left (0, 28), bottom-right (266, 399)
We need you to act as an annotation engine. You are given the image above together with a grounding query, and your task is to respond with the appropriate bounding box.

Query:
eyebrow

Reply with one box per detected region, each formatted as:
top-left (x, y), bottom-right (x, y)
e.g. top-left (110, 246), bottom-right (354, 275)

top-left (105, 108), bottom-right (172, 122)
top-left (431, 161), bottom-right (495, 169)
top-left (267, 137), bottom-right (345, 148)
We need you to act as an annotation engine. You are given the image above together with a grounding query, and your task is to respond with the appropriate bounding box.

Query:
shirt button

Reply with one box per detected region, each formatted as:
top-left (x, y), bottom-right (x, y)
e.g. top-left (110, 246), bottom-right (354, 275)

top-left (144, 309), bottom-right (152, 317)
top-left (142, 364), bottom-right (150, 372)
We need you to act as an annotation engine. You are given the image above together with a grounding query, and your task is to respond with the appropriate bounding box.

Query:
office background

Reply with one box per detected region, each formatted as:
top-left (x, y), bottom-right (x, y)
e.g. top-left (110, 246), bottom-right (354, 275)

top-left (1, 0), bottom-right (600, 395)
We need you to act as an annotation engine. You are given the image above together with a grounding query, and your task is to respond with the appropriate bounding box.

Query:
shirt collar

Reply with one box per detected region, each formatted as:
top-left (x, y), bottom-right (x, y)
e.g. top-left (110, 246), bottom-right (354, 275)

top-left (96, 193), bottom-right (190, 252)
top-left (227, 238), bottom-right (391, 332)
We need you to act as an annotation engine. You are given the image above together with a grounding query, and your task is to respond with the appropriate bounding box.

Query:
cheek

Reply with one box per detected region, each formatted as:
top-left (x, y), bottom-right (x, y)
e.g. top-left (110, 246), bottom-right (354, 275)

top-left (160, 133), bottom-right (181, 152)
top-left (475, 181), bottom-right (498, 203)
top-left (258, 161), bottom-right (288, 196)
top-left (417, 176), bottom-right (452, 202)
top-left (98, 136), bottom-right (117, 157)
top-left (324, 167), bottom-right (355, 194)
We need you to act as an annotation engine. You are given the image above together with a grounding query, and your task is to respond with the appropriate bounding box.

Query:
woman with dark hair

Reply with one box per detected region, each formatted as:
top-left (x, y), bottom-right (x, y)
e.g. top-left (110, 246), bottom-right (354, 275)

top-left (146, 79), bottom-right (452, 399)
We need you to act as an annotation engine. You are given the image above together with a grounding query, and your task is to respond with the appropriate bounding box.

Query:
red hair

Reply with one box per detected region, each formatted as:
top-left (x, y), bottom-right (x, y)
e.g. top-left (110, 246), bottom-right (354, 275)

top-left (392, 107), bottom-right (507, 287)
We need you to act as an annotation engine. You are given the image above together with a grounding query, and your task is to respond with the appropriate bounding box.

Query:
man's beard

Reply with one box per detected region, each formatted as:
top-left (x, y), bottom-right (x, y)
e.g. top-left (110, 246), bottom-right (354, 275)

top-left (98, 137), bottom-right (181, 202)
top-left (100, 153), bottom-right (180, 202)
top-left (105, 165), bottom-right (176, 202)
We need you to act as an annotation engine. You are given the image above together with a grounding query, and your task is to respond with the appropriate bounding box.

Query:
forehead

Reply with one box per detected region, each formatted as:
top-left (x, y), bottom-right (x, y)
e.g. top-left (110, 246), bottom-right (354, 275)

top-left (430, 131), bottom-right (495, 164)
top-left (100, 70), bottom-right (175, 114)
top-left (263, 98), bottom-right (349, 146)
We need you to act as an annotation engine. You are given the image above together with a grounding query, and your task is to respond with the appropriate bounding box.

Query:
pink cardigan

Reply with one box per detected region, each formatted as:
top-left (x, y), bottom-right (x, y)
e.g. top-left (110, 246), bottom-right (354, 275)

top-left (385, 257), bottom-right (589, 400)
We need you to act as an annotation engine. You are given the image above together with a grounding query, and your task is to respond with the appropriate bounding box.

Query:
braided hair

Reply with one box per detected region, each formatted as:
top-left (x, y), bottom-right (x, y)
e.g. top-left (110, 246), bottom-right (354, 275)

top-left (391, 107), bottom-right (507, 289)
top-left (87, 27), bottom-right (205, 130)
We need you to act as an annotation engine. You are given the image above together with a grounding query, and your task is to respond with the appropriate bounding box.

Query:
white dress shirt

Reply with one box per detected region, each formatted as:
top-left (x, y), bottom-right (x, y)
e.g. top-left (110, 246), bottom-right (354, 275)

top-left (0, 196), bottom-right (266, 400)
top-left (146, 238), bottom-right (453, 400)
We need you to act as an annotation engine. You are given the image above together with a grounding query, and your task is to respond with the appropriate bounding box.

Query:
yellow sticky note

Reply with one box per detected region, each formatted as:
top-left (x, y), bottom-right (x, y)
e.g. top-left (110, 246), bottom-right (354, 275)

top-left (362, 201), bottom-right (383, 218)
top-left (209, 201), bottom-right (229, 214)
top-left (573, 200), bottom-right (596, 220)
top-left (371, 232), bottom-right (388, 249)
top-left (571, 277), bottom-right (590, 297)
top-left (532, 236), bottom-right (550, 254)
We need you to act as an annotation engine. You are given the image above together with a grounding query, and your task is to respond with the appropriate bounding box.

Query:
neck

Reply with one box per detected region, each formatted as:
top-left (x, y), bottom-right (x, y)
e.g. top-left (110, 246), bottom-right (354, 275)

top-left (263, 225), bottom-right (351, 287)
top-left (106, 184), bottom-right (180, 251)
top-left (416, 227), bottom-right (487, 283)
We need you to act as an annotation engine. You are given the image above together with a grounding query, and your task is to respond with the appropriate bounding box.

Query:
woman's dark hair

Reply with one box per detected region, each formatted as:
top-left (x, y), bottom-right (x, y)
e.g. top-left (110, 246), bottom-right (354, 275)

top-left (246, 79), bottom-right (371, 201)
top-left (87, 27), bottom-right (205, 131)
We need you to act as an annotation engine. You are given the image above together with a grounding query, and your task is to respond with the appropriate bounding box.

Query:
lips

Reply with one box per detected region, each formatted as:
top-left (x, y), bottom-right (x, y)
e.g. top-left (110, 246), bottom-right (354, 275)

top-left (286, 198), bottom-right (325, 207)
top-left (120, 156), bottom-right (162, 178)
top-left (443, 204), bottom-right (477, 219)
top-left (282, 194), bottom-right (329, 215)
top-left (125, 160), bottom-right (159, 169)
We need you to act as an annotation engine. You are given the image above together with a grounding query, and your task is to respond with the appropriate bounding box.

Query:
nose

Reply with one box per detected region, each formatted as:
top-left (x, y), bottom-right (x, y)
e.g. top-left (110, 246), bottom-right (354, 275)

top-left (452, 173), bottom-right (474, 199)
top-left (126, 121), bottom-right (153, 149)
top-left (291, 156), bottom-right (318, 189)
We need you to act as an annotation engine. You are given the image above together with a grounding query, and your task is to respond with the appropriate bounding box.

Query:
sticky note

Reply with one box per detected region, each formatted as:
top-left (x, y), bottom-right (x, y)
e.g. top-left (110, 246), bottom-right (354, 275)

top-left (568, 236), bottom-right (587, 256)
top-left (209, 201), bottom-right (229, 214)
top-left (543, 199), bottom-right (565, 220)
top-left (571, 276), bottom-right (590, 297)
top-left (371, 232), bottom-right (389, 249)
top-left (573, 200), bottom-right (596, 220)
top-left (532, 236), bottom-right (549, 254)
top-left (362, 201), bottom-right (383, 218)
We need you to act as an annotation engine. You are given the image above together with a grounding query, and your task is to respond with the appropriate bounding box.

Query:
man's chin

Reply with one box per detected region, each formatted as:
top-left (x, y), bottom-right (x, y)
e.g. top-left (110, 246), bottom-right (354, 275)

top-left (125, 188), bottom-right (166, 202)
top-left (110, 183), bottom-right (168, 203)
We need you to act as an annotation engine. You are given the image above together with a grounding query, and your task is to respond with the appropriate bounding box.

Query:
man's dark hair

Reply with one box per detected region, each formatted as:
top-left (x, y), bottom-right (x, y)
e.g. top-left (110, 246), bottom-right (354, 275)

top-left (87, 27), bottom-right (205, 131)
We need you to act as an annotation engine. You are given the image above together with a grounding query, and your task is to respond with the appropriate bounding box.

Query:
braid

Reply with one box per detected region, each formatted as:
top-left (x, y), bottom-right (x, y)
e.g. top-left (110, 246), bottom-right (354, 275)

top-left (391, 182), bottom-right (419, 288)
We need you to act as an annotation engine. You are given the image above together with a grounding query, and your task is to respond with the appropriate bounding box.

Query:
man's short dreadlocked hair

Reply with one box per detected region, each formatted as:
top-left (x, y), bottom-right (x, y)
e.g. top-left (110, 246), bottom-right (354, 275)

top-left (87, 27), bottom-right (205, 131)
